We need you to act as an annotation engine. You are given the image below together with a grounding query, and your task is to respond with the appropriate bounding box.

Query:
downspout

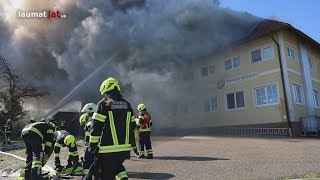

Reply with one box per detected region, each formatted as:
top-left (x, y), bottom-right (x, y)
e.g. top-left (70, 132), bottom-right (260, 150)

top-left (272, 35), bottom-right (293, 137)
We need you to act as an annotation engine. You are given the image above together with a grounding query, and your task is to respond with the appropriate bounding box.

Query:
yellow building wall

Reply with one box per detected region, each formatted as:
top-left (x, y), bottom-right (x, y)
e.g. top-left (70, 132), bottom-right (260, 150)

top-left (177, 36), bottom-right (287, 128)
top-left (283, 31), bottom-right (302, 73)
top-left (176, 30), bottom-right (320, 129)
top-left (308, 44), bottom-right (320, 115)
top-left (283, 30), bottom-right (320, 119)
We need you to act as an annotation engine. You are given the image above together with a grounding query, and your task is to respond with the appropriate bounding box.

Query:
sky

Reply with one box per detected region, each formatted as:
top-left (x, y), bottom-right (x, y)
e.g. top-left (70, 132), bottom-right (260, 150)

top-left (220, 0), bottom-right (320, 43)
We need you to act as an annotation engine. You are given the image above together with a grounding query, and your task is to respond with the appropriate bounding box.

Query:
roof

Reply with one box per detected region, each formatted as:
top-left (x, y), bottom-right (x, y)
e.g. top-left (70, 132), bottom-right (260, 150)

top-left (233, 19), bottom-right (320, 50)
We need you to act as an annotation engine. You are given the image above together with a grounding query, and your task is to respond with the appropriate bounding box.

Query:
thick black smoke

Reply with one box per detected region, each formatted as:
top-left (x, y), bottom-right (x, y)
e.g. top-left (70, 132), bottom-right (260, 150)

top-left (0, 0), bottom-right (261, 128)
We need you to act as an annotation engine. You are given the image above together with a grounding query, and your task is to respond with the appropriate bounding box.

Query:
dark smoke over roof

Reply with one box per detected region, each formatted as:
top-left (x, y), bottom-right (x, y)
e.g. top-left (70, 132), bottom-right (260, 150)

top-left (0, 0), bottom-right (261, 127)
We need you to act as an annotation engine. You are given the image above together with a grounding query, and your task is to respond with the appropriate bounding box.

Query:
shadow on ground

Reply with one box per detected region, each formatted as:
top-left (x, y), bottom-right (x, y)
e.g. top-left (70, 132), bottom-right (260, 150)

top-left (128, 172), bottom-right (175, 179)
top-left (153, 156), bottom-right (229, 161)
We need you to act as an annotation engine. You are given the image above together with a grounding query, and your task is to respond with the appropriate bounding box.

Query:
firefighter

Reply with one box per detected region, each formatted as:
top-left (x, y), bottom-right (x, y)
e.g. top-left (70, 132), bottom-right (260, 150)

top-left (53, 130), bottom-right (81, 172)
top-left (136, 104), bottom-right (153, 159)
top-left (89, 77), bottom-right (135, 179)
top-left (60, 120), bottom-right (66, 130)
top-left (131, 122), bottom-right (139, 156)
top-left (21, 119), bottom-right (56, 179)
top-left (4, 119), bottom-right (13, 145)
top-left (79, 103), bottom-right (96, 178)
top-left (0, 100), bottom-right (7, 113)
top-left (30, 117), bottom-right (36, 124)
top-left (40, 117), bottom-right (46, 122)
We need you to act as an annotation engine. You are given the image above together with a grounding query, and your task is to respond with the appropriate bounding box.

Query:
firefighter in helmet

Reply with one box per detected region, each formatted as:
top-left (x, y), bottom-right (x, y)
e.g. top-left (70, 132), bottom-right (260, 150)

top-left (40, 117), bottom-right (46, 122)
top-left (20, 117), bottom-right (57, 179)
top-left (88, 77), bottom-right (135, 179)
top-left (4, 119), bottom-right (13, 145)
top-left (79, 102), bottom-right (96, 178)
top-left (135, 104), bottom-right (153, 159)
top-left (29, 117), bottom-right (36, 124)
top-left (53, 129), bottom-right (82, 172)
top-left (0, 99), bottom-right (8, 113)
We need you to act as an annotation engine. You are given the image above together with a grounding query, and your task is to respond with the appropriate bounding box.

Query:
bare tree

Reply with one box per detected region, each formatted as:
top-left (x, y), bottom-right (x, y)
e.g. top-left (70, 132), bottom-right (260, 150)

top-left (0, 56), bottom-right (49, 124)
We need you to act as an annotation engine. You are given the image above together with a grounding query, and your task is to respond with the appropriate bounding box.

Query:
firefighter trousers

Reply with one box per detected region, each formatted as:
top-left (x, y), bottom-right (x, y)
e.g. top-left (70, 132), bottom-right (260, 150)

top-left (22, 133), bottom-right (44, 180)
top-left (4, 133), bottom-right (11, 144)
top-left (138, 131), bottom-right (153, 157)
top-left (98, 158), bottom-right (128, 180)
top-left (83, 148), bottom-right (95, 179)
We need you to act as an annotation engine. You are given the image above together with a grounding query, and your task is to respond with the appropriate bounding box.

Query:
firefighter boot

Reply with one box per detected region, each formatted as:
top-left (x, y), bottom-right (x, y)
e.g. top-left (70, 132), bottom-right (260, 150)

top-left (133, 149), bottom-right (139, 156)
top-left (55, 164), bottom-right (64, 172)
top-left (145, 154), bottom-right (153, 159)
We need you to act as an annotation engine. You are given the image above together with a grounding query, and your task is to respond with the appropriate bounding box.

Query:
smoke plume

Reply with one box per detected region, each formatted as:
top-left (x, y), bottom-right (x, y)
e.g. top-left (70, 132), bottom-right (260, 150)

top-left (0, 0), bottom-right (261, 130)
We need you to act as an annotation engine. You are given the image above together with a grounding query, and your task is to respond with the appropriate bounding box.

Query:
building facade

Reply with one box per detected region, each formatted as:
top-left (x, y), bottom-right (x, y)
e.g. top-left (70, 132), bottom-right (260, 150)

top-left (175, 20), bottom-right (320, 135)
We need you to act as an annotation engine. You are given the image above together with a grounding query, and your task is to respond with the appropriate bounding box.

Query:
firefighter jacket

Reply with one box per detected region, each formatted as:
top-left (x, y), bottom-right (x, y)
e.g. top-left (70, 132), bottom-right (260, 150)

top-left (53, 130), bottom-right (79, 160)
top-left (5, 122), bottom-right (12, 134)
top-left (135, 111), bottom-right (152, 132)
top-left (89, 94), bottom-right (136, 160)
top-left (21, 122), bottom-right (55, 155)
top-left (84, 113), bottom-right (93, 146)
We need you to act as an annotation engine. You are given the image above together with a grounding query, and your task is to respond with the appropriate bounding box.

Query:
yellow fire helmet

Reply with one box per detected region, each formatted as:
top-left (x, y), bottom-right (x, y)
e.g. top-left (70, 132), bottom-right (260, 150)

top-left (137, 104), bottom-right (146, 111)
top-left (0, 101), bottom-right (7, 113)
top-left (30, 117), bottom-right (36, 123)
top-left (81, 103), bottom-right (97, 113)
top-left (79, 113), bottom-right (88, 125)
top-left (99, 77), bottom-right (121, 95)
top-left (40, 117), bottom-right (46, 122)
top-left (64, 135), bottom-right (75, 146)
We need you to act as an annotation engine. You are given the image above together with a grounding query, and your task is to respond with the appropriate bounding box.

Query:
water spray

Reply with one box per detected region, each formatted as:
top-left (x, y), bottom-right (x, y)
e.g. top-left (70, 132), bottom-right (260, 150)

top-left (46, 52), bottom-right (119, 117)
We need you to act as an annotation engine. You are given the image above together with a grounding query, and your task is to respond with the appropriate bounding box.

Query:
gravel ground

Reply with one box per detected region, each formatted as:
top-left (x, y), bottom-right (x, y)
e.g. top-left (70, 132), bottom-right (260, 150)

top-left (1, 136), bottom-right (320, 180)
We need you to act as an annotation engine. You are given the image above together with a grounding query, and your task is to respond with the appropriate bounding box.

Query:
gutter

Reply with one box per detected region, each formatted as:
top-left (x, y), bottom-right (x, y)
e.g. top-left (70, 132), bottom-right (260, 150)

top-left (272, 35), bottom-right (293, 137)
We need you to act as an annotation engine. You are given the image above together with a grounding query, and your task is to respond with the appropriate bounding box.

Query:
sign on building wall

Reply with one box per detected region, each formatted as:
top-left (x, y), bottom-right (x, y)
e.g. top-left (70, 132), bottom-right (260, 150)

top-left (225, 72), bottom-right (259, 85)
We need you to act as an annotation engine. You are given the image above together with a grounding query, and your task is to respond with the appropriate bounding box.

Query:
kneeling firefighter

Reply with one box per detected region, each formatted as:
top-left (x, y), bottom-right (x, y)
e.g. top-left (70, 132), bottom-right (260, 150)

top-left (79, 103), bottom-right (96, 178)
top-left (21, 118), bottom-right (57, 180)
top-left (54, 130), bottom-right (81, 172)
top-left (89, 77), bottom-right (136, 179)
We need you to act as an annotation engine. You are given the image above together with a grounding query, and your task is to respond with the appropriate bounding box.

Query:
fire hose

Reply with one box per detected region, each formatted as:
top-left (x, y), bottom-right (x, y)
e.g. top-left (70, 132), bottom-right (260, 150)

top-left (0, 150), bottom-right (58, 179)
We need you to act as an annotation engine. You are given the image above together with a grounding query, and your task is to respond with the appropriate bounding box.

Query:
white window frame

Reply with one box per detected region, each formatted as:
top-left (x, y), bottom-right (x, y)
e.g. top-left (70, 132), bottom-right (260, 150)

top-left (182, 101), bottom-right (193, 114)
top-left (209, 65), bottom-right (216, 75)
top-left (224, 56), bottom-right (241, 71)
top-left (292, 83), bottom-right (304, 105)
top-left (313, 89), bottom-right (320, 108)
top-left (183, 71), bottom-right (194, 81)
top-left (202, 64), bottom-right (215, 78)
top-left (250, 44), bottom-right (274, 64)
top-left (225, 90), bottom-right (246, 111)
top-left (201, 66), bottom-right (209, 78)
top-left (287, 44), bottom-right (297, 61)
top-left (204, 96), bottom-right (218, 112)
top-left (308, 55), bottom-right (314, 68)
top-left (253, 83), bottom-right (280, 107)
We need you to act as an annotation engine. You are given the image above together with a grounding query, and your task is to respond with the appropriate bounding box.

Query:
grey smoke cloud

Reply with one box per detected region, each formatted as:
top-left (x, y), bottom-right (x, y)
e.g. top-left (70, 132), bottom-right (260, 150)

top-left (0, 0), bottom-right (261, 129)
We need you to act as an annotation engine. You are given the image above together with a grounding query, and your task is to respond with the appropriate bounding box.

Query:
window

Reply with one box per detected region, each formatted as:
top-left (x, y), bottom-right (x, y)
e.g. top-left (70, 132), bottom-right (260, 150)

top-left (202, 67), bottom-right (208, 77)
top-left (226, 91), bottom-right (245, 110)
top-left (209, 65), bottom-right (215, 74)
top-left (183, 72), bottom-right (194, 81)
top-left (204, 96), bottom-right (218, 112)
top-left (287, 46), bottom-right (296, 60)
top-left (292, 84), bottom-right (304, 104)
top-left (251, 46), bottom-right (273, 63)
top-left (254, 84), bottom-right (279, 106)
top-left (313, 90), bottom-right (320, 108)
top-left (308, 56), bottom-right (313, 68)
top-left (225, 56), bottom-right (241, 71)
top-left (202, 65), bottom-right (215, 77)
top-left (183, 103), bottom-right (193, 113)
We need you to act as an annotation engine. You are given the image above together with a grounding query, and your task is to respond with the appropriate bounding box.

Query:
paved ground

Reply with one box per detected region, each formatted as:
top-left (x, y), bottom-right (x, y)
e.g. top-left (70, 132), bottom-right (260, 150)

top-left (1, 136), bottom-right (320, 180)
top-left (124, 136), bottom-right (320, 180)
